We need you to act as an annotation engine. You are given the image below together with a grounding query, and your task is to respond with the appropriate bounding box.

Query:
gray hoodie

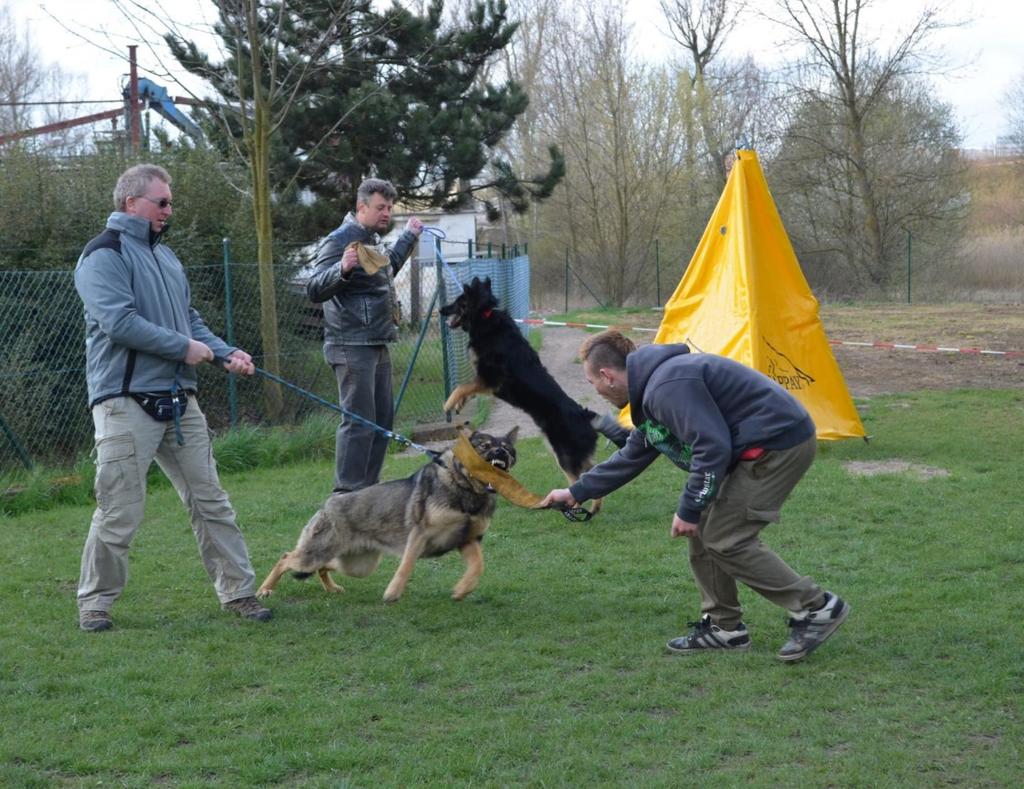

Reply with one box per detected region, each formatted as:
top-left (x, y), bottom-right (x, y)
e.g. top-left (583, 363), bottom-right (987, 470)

top-left (74, 212), bottom-right (235, 407)
top-left (569, 344), bottom-right (815, 522)
top-left (305, 213), bottom-right (418, 347)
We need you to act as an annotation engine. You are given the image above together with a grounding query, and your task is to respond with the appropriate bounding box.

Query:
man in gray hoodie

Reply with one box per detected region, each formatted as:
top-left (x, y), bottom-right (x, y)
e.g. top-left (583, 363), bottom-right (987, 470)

top-left (305, 179), bottom-right (423, 494)
top-left (541, 330), bottom-right (848, 662)
top-left (74, 163), bottom-right (270, 631)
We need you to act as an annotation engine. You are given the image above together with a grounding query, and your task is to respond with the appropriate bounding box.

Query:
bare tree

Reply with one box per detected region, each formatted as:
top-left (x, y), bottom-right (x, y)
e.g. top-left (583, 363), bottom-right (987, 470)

top-left (659, 0), bottom-right (742, 187)
top-left (1007, 76), bottom-right (1024, 152)
top-left (767, 0), bottom-right (959, 287)
top-left (0, 4), bottom-right (91, 151)
top-left (0, 5), bottom-right (45, 135)
top-left (539, 0), bottom-right (688, 306)
top-left (492, 0), bottom-right (563, 247)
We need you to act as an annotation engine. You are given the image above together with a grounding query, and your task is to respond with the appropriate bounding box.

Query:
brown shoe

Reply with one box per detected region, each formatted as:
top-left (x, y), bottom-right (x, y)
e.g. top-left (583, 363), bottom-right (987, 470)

top-left (79, 610), bottom-right (113, 632)
top-left (222, 596), bottom-right (272, 622)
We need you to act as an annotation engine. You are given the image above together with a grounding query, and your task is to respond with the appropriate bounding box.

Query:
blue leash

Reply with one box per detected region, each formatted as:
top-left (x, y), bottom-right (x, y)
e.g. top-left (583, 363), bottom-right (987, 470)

top-left (231, 363), bottom-right (591, 520)
top-left (251, 364), bottom-right (443, 462)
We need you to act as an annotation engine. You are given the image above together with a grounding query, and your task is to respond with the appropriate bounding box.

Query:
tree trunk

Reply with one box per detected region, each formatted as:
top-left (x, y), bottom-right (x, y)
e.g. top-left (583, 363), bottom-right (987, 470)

top-left (246, 1), bottom-right (284, 422)
top-left (847, 112), bottom-right (887, 285)
top-left (694, 72), bottom-right (728, 189)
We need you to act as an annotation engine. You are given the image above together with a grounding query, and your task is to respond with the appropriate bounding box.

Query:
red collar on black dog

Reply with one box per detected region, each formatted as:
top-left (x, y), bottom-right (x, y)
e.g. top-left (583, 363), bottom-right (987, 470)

top-left (481, 309), bottom-right (493, 319)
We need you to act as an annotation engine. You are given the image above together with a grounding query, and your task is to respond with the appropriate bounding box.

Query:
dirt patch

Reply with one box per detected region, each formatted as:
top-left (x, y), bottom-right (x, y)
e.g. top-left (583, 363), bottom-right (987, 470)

top-left (832, 345), bottom-right (1024, 397)
top-left (843, 460), bottom-right (951, 479)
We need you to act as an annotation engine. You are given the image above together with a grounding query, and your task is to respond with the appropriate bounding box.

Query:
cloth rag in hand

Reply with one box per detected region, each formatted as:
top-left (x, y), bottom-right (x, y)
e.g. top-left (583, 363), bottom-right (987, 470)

top-left (348, 242), bottom-right (390, 275)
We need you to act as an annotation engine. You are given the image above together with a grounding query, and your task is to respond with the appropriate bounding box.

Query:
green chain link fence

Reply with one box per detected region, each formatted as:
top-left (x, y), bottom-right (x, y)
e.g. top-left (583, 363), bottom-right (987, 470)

top-left (0, 237), bottom-right (529, 473)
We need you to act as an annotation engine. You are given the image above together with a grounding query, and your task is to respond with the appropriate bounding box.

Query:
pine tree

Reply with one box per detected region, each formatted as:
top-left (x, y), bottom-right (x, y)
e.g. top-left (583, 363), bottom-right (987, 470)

top-left (167, 0), bottom-right (563, 227)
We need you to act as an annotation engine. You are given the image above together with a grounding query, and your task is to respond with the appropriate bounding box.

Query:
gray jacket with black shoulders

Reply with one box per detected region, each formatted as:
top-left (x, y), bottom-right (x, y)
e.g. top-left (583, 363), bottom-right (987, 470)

top-left (74, 212), bottom-right (237, 408)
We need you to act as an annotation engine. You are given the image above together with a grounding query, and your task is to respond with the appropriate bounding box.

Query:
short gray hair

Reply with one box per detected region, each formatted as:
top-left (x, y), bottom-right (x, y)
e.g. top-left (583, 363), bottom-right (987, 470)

top-left (356, 177), bottom-right (397, 206)
top-left (113, 164), bottom-right (171, 210)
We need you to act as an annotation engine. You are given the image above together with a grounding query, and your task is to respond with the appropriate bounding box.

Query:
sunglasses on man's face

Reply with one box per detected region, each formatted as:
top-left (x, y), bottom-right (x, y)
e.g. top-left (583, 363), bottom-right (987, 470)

top-left (138, 195), bottom-right (173, 209)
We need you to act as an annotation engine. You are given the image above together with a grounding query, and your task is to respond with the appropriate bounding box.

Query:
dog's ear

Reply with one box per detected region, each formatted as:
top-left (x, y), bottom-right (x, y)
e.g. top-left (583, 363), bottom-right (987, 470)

top-left (504, 425), bottom-right (519, 444)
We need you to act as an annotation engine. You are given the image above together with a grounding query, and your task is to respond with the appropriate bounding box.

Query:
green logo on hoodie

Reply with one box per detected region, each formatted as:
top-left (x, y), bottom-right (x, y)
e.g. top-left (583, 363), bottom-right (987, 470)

top-left (636, 419), bottom-right (693, 471)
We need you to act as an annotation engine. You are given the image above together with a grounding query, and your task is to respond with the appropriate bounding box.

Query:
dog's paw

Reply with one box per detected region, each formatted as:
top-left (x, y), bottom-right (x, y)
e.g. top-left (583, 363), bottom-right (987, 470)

top-left (382, 586), bottom-right (403, 603)
top-left (451, 583), bottom-right (476, 600)
top-left (255, 587), bottom-right (272, 599)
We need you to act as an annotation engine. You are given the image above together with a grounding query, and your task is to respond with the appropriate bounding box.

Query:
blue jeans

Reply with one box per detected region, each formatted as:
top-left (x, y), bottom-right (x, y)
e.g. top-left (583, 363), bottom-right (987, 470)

top-left (327, 344), bottom-right (394, 493)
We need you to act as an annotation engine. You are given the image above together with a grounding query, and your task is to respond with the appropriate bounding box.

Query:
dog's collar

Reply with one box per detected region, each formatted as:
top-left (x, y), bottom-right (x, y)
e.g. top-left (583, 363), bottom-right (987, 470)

top-left (481, 308), bottom-right (493, 319)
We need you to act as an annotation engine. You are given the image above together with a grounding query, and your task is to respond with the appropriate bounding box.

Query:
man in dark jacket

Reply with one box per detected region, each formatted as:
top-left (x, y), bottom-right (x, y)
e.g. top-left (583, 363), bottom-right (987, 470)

top-left (305, 178), bottom-right (423, 493)
top-left (541, 330), bottom-right (848, 662)
top-left (74, 163), bottom-right (271, 631)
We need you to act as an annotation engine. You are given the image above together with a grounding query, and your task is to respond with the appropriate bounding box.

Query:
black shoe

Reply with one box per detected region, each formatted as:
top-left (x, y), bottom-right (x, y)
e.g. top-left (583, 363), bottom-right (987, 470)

top-left (223, 596), bottom-right (273, 622)
top-left (777, 592), bottom-right (849, 662)
top-left (79, 610), bottom-right (113, 632)
top-left (667, 614), bottom-right (751, 654)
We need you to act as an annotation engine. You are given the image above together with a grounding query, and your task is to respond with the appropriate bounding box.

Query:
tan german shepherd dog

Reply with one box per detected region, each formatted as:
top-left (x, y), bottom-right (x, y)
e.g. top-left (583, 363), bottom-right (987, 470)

top-left (256, 427), bottom-right (518, 603)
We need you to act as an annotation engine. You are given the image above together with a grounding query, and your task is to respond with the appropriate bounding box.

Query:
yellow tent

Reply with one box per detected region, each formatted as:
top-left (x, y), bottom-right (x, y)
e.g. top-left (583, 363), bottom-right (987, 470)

top-left (624, 149), bottom-right (864, 440)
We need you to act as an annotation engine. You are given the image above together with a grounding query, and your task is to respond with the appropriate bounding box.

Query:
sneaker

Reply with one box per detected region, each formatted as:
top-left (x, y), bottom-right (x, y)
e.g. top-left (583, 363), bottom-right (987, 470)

top-left (79, 610), bottom-right (113, 632)
top-left (777, 591), bottom-right (849, 662)
top-left (222, 596), bottom-right (273, 622)
top-left (667, 614), bottom-right (751, 654)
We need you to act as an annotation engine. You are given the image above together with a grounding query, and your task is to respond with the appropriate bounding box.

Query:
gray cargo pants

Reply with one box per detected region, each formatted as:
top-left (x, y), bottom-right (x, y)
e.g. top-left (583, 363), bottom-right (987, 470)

top-left (689, 436), bottom-right (825, 629)
top-left (327, 344), bottom-right (393, 493)
top-left (77, 395), bottom-right (258, 613)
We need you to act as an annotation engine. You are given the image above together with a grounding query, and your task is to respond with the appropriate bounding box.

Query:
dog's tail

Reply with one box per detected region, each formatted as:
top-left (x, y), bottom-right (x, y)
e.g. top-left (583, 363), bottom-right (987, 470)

top-left (591, 412), bottom-right (631, 448)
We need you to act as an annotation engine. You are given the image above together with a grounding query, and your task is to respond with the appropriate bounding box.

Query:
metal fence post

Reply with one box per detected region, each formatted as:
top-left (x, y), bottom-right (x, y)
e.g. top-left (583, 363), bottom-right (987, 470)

top-left (436, 235), bottom-right (454, 419)
top-left (467, 239), bottom-right (474, 259)
top-left (395, 288), bottom-right (439, 420)
top-left (0, 410), bottom-right (33, 470)
top-left (906, 228), bottom-right (912, 304)
top-left (222, 237), bottom-right (238, 428)
top-left (655, 238), bottom-right (661, 306)
top-left (564, 248), bottom-right (570, 313)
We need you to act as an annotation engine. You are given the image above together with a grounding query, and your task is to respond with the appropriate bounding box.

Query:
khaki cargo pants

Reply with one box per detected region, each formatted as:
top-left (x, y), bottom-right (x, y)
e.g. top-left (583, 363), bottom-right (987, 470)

top-left (77, 395), bottom-right (257, 613)
top-left (689, 436), bottom-right (825, 629)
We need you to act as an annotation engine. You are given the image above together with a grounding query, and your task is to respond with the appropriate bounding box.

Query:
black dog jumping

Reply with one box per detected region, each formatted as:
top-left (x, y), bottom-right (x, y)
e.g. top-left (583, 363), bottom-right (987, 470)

top-left (441, 277), bottom-right (628, 513)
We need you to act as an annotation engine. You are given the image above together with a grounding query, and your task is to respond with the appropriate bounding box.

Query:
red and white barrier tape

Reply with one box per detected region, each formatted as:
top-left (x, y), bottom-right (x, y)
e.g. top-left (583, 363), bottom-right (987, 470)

top-left (516, 318), bottom-right (1022, 359)
top-left (827, 339), bottom-right (1024, 359)
top-left (518, 317), bottom-right (657, 333)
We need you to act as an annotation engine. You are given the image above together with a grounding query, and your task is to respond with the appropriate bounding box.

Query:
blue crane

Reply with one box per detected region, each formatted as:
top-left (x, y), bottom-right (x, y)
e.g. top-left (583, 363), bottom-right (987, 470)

top-left (127, 78), bottom-right (204, 141)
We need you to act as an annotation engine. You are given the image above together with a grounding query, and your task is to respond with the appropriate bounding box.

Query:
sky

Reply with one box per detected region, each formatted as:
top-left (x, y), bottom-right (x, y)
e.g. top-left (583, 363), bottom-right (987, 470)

top-left (11, 0), bottom-right (1023, 149)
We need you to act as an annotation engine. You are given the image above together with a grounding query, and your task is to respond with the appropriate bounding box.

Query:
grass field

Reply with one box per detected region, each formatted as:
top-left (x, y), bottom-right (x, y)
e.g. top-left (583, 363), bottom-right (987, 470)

top-left (2, 388), bottom-right (1022, 786)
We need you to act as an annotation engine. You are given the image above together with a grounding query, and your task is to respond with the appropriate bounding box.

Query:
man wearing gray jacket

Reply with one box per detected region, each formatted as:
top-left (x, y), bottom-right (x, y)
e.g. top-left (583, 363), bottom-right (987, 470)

top-left (74, 163), bottom-right (270, 631)
top-left (541, 330), bottom-right (848, 662)
top-left (305, 178), bottom-right (423, 493)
